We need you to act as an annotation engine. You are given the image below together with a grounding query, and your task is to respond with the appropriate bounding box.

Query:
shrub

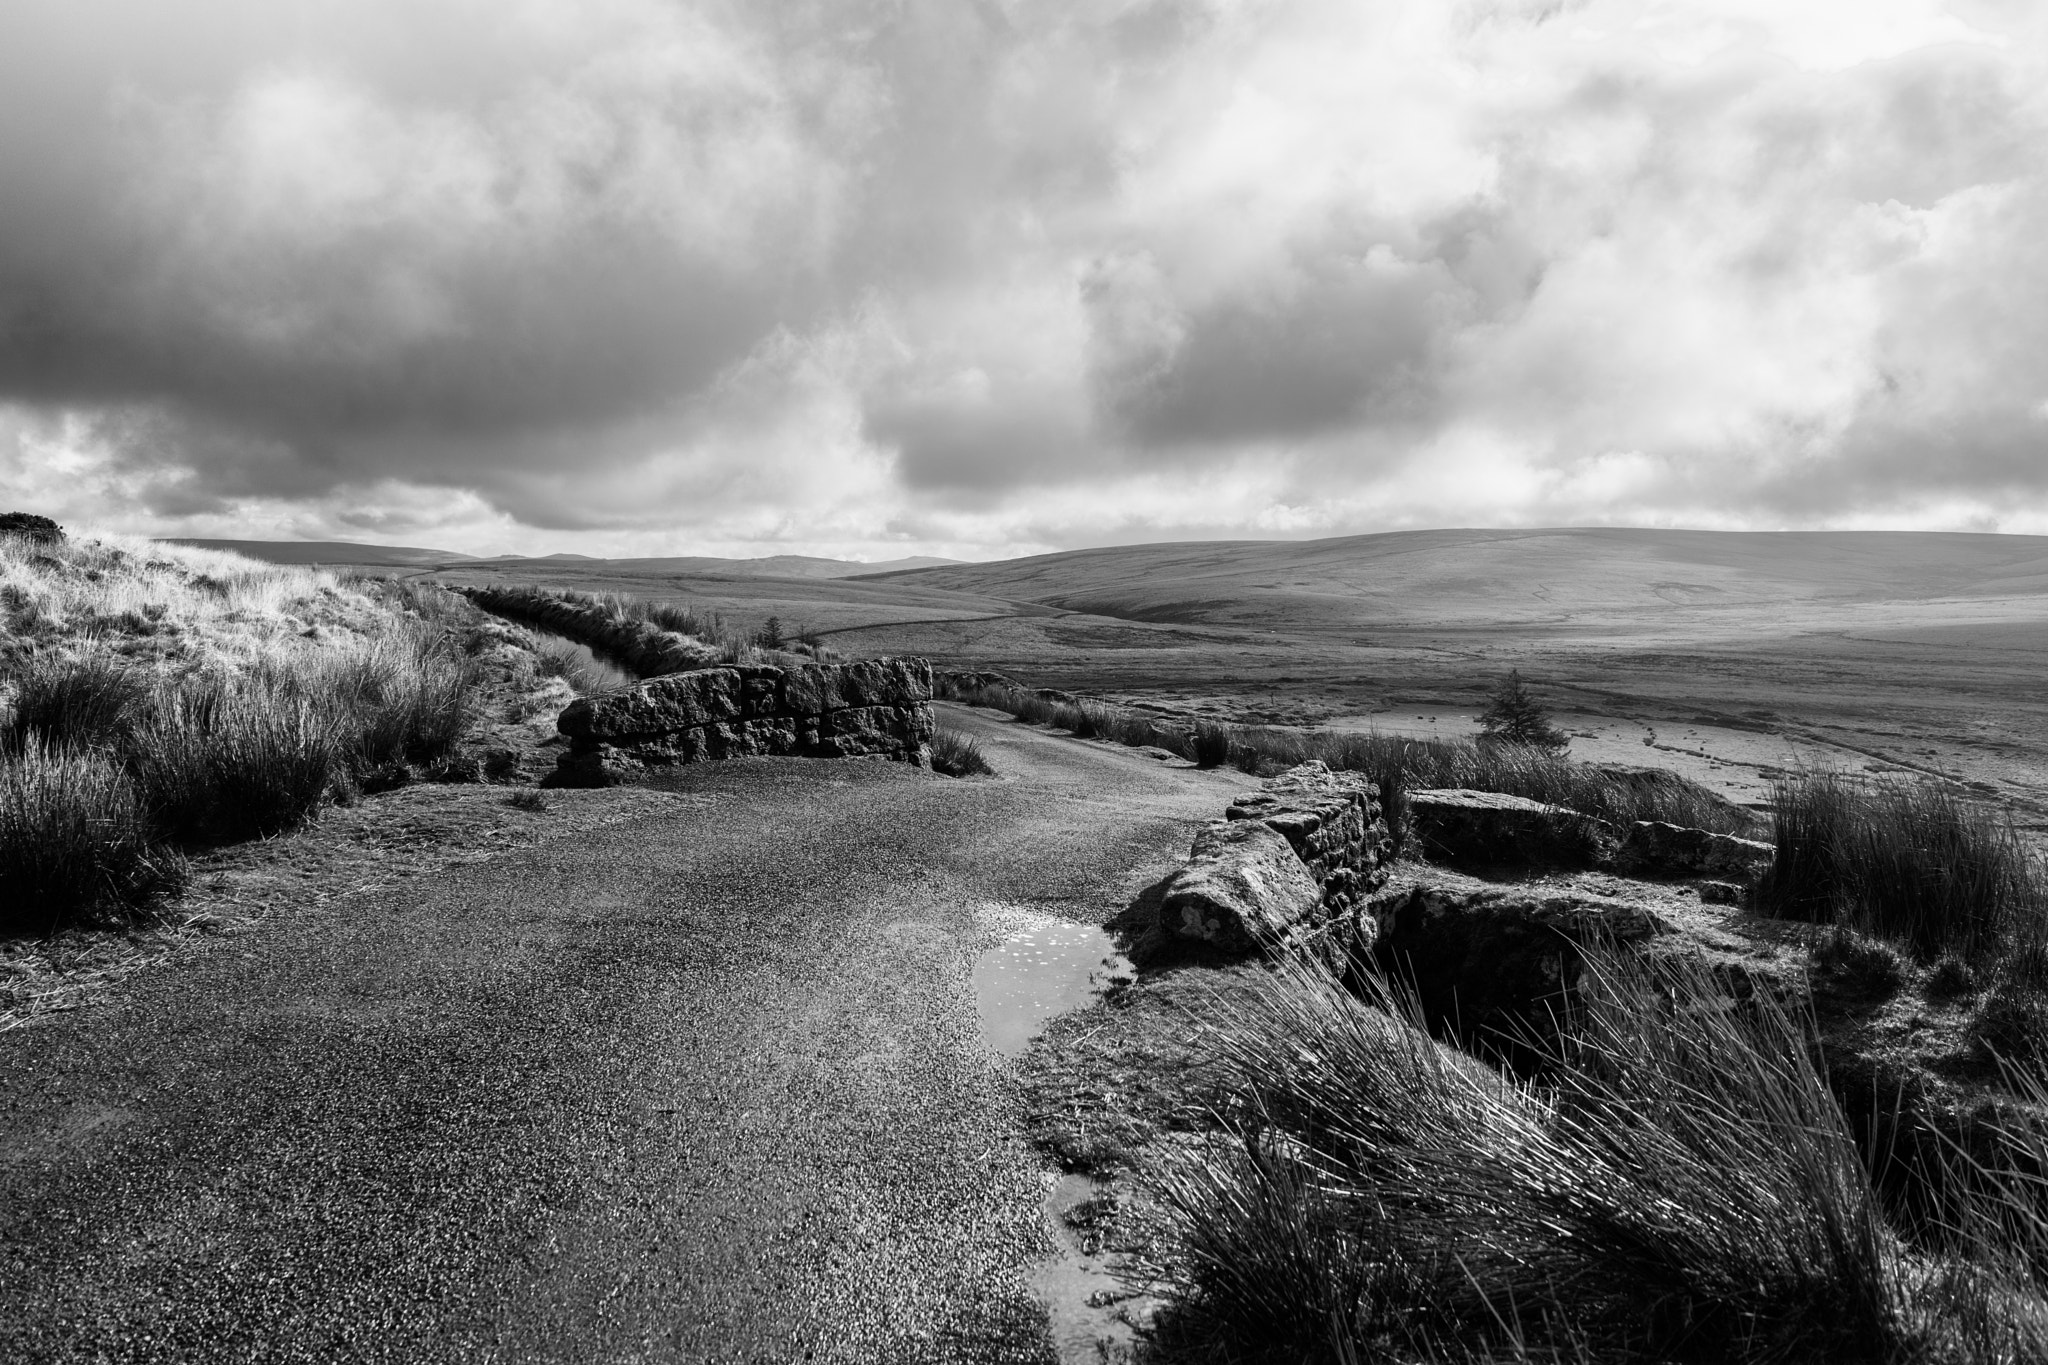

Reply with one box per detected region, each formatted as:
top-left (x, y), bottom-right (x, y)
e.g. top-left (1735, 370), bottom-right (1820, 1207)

top-left (506, 788), bottom-right (548, 811)
top-left (0, 511), bottom-right (64, 545)
top-left (1758, 771), bottom-right (2041, 960)
top-left (0, 742), bottom-right (184, 930)
top-left (928, 728), bottom-right (994, 777)
top-left (1, 652), bottom-right (153, 753)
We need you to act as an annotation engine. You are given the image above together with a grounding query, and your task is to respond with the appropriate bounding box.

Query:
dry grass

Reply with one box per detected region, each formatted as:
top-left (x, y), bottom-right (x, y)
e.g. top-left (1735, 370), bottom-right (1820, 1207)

top-left (2, 531), bottom-right (488, 928)
top-left (0, 531), bottom-right (383, 671)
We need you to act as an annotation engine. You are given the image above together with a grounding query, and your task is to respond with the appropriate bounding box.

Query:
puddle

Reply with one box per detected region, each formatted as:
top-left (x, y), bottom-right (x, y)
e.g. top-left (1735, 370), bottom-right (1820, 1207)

top-left (973, 921), bottom-right (1131, 1058)
top-left (1031, 1172), bottom-right (1149, 1363)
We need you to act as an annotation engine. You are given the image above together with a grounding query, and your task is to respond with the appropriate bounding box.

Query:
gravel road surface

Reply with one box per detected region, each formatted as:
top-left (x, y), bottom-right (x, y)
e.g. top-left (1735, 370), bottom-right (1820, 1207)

top-left (0, 704), bottom-right (1242, 1364)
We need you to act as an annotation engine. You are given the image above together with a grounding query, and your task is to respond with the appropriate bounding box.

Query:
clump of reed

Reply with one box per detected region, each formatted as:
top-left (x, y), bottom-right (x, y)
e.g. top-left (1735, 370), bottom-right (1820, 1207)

top-left (1150, 950), bottom-right (2048, 1363)
top-left (928, 728), bottom-right (994, 777)
top-left (1757, 769), bottom-right (2043, 963)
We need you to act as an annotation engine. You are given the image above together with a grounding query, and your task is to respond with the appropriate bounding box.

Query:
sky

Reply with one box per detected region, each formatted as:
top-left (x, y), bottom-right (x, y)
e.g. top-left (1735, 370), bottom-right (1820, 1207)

top-left (1, 0), bottom-right (2045, 560)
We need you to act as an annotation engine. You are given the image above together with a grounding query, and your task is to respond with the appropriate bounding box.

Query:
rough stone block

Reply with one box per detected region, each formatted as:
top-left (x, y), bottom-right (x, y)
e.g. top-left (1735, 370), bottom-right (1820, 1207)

top-left (1619, 821), bottom-right (1774, 882)
top-left (1407, 789), bottom-right (1618, 870)
top-left (1160, 821), bottom-right (1323, 954)
top-left (559, 668), bottom-right (741, 741)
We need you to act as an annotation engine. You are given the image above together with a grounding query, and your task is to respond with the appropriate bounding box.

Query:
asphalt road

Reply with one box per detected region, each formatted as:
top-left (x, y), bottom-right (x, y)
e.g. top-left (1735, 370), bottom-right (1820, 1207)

top-left (0, 704), bottom-right (1241, 1364)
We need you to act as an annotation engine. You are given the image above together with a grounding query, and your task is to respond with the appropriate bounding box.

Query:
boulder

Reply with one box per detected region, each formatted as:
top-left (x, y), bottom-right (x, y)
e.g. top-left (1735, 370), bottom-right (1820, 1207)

top-left (1159, 821), bottom-right (1323, 954)
top-left (1371, 881), bottom-right (1669, 1060)
top-left (1407, 789), bottom-right (1618, 870)
top-left (1618, 820), bottom-right (1773, 881)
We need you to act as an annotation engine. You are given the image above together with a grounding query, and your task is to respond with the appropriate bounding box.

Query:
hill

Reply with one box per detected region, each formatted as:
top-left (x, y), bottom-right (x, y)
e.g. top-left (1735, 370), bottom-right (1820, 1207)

top-left (168, 539), bottom-right (477, 568)
top-left (862, 528), bottom-right (2048, 637)
top-left (175, 539), bottom-right (958, 579)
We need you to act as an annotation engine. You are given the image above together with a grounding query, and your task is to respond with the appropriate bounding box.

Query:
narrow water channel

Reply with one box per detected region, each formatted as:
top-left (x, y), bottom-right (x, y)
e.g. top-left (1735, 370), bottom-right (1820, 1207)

top-left (972, 919), bottom-right (1146, 1360)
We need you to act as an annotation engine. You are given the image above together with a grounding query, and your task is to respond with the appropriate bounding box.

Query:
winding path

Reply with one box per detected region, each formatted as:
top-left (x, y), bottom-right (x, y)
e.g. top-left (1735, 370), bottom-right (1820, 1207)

top-left (0, 705), bottom-right (1239, 1364)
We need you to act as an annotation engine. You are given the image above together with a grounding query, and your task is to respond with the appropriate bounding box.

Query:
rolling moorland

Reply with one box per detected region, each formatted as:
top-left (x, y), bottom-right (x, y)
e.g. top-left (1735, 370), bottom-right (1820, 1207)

top-left (204, 526), bottom-right (2048, 822)
top-left (11, 522), bottom-right (2048, 1361)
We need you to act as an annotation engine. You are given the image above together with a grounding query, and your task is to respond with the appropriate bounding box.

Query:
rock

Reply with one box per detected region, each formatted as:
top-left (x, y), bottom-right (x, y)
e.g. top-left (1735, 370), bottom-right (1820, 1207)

top-left (1160, 821), bottom-right (1323, 954)
top-left (1407, 789), bottom-right (1618, 870)
top-left (782, 658), bottom-right (933, 713)
top-left (1225, 761), bottom-right (1392, 914)
top-left (1618, 821), bottom-right (1773, 881)
top-left (1697, 880), bottom-right (1748, 907)
top-left (553, 657), bottom-right (935, 779)
top-left (559, 668), bottom-right (742, 741)
top-left (1371, 880), bottom-right (1669, 1060)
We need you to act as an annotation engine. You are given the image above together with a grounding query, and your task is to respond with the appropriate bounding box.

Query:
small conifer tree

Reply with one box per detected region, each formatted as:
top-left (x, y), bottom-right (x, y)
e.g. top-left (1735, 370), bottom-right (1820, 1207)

top-left (755, 615), bottom-right (783, 649)
top-left (1478, 670), bottom-right (1569, 754)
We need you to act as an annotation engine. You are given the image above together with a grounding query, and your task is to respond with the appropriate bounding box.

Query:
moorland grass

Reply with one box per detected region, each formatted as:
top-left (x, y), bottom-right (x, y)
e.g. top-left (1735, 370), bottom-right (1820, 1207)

top-left (938, 678), bottom-right (1756, 843)
top-left (1153, 951), bottom-right (2048, 1364)
top-left (531, 637), bottom-right (634, 696)
top-left (2, 538), bottom-right (486, 927)
top-left (460, 583), bottom-right (842, 677)
top-left (0, 742), bottom-right (186, 932)
top-left (1759, 770), bottom-right (2044, 962)
top-left (928, 728), bottom-right (994, 777)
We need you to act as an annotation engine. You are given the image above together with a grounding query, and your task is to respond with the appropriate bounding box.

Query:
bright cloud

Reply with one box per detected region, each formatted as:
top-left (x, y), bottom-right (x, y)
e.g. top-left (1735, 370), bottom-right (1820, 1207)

top-left (0, 0), bottom-right (2043, 557)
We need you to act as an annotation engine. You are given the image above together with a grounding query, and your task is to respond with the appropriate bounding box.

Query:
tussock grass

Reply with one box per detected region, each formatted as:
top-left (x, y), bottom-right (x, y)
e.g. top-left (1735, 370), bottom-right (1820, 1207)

top-left (1154, 951), bottom-right (2048, 1363)
top-left (2, 535), bottom-right (486, 927)
top-left (531, 637), bottom-right (633, 696)
top-left (0, 742), bottom-right (186, 932)
top-left (1759, 770), bottom-right (2044, 962)
top-left (928, 728), bottom-right (993, 777)
top-left (130, 677), bottom-right (339, 845)
top-left (937, 677), bottom-right (1754, 843)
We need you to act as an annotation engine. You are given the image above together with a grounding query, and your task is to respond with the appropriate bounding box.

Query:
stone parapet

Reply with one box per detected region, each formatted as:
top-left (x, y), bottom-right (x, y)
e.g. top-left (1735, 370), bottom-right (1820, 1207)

top-left (549, 657), bottom-right (934, 786)
top-left (1160, 760), bottom-right (1393, 954)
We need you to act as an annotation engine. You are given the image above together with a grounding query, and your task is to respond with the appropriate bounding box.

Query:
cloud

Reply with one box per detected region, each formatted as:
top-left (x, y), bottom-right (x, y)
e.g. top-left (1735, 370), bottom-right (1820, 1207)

top-left (1, 0), bottom-right (2045, 556)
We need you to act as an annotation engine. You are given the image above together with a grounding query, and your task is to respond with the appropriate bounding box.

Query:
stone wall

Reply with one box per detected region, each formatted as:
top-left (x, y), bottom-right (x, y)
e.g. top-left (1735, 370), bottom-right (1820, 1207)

top-left (550, 657), bottom-right (935, 786)
top-left (1160, 761), bottom-right (1392, 953)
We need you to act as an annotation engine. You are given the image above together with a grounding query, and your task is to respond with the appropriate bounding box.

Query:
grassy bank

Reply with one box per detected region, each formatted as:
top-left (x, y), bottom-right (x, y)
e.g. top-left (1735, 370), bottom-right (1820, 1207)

top-left (938, 676), bottom-right (1756, 843)
top-left (1, 533), bottom-right (491, 932)
top-left (458, 583), bottom-right (839, 678)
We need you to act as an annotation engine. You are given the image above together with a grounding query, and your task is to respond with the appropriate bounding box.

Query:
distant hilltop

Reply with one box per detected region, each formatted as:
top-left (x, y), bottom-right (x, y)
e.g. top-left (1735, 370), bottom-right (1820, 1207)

top-left (166, 539), bottom-right (961, 579)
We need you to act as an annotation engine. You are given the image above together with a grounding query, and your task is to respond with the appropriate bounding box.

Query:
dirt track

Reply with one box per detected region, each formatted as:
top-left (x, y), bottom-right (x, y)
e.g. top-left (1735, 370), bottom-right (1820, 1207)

top-left (0, 705), bottom-right (1241, 1364)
